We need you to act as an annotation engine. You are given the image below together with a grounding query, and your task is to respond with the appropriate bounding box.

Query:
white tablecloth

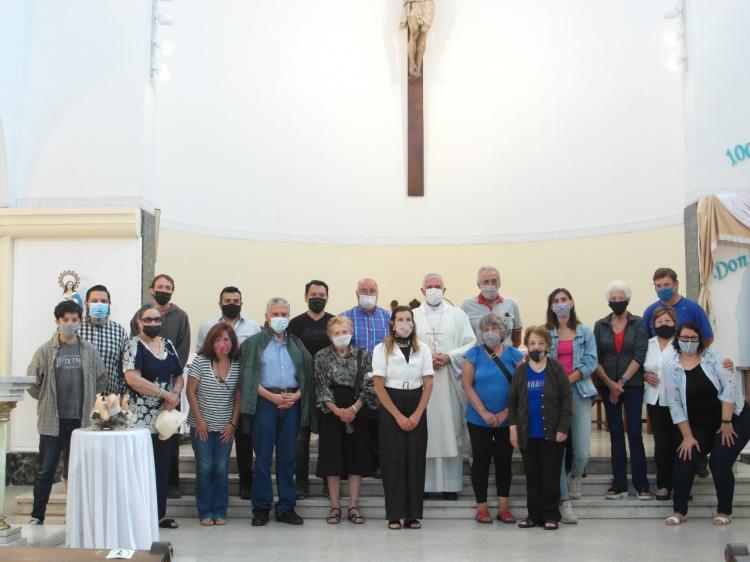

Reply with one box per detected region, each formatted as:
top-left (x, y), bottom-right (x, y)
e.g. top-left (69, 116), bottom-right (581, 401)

top-left (66, 427), bottom-right (159, 549)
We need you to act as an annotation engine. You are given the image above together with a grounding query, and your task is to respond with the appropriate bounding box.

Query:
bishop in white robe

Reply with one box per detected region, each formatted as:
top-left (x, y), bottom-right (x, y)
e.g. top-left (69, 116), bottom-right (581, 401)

top-left (413, 273), bottom-right (476, 495)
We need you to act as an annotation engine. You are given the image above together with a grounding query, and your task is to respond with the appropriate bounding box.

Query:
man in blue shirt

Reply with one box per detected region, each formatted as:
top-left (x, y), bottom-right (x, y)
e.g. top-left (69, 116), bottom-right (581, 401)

top-left (340, 278), bottom-right (391, 356)
top-left (643, 267), bottom-right (714, 346)
top-left (238, 298), bottom-right (313, 527)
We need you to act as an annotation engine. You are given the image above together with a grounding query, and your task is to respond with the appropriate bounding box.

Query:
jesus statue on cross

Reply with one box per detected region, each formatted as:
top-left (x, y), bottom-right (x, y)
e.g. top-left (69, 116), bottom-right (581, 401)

top-left (400, 0), bottom-right (435, 79)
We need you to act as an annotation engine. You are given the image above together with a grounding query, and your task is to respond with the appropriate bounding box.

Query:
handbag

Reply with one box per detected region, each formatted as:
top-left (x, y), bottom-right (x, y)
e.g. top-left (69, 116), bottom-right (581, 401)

top-left (484, 345), bottom-right (514, 384)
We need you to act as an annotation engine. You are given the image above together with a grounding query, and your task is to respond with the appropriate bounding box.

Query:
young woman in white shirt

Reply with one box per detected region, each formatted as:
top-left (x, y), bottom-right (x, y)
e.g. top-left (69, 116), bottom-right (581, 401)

top-left (372, 306), bottom-right (434, 530)
top-left (642, 306), bottom-right (678, 501)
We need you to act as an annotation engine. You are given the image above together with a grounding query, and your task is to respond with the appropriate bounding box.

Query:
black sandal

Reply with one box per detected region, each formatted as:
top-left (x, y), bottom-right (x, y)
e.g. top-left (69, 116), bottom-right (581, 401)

top-left (388, 519), bottom-right (402, 530)
top-left (517, 519), bottom-right (536, 529)
top-left (544, 521), bottom-right (559, 530)
top-left (348, 507), bottom-right (365, 524)
top-left (326, 508), bottom-right (342, 525)
top-left (158, 518), bottom-right (179, 529)
top-left (404, 519), bottom-right (421, 529)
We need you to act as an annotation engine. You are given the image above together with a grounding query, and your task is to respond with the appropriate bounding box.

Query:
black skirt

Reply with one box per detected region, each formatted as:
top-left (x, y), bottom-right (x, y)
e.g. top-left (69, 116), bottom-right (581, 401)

top-left (315, 385), bottom-right (373, 478)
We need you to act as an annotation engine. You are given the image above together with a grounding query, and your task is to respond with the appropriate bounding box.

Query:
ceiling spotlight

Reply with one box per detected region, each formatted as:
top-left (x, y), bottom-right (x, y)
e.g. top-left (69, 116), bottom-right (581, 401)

top-left (152, 63), bottom-right (172, 82)
top-left (664, 52), bottom-right (684, 72)
top-left (155, 39), bottom-right (175, 55)
top-left (663, 6), bottom-right (682, 19)
top-left (663, 32), bottom-right (681, 48)
top-left (156, 12), bottom-right (175, 25)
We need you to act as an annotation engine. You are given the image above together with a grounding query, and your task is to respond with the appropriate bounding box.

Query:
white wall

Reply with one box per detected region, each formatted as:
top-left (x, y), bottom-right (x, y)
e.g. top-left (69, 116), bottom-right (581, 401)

top-left (10, 238), bottom-right (142, 451)
top-left (10, 0), bottom-right (153, 205)
top-left (683, 0), bottom-right (750, 201)
top-left (2, 0), bottom-right (686, 241)
top-left (153, 0), bottom-right (686, 241)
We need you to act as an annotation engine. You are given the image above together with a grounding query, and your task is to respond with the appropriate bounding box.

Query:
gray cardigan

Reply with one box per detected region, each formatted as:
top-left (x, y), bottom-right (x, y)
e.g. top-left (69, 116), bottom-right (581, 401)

top-left (593, 312), bottom-right (648, 387)
top-left (507, 357), bottom-right (572, 450)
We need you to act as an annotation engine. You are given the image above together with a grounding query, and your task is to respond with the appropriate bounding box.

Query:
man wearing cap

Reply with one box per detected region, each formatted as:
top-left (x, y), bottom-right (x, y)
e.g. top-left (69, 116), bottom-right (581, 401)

top-left (238, 298), bottom-right (314, 526)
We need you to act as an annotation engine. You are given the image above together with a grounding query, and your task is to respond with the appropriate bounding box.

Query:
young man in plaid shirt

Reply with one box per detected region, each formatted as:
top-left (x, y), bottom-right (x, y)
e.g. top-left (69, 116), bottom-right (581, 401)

top-left (79, 284), bottom-right (129, 395)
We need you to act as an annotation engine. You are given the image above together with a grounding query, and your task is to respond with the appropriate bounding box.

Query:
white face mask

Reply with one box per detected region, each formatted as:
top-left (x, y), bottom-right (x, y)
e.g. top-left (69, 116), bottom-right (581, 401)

top-left (269, 316), bottom-right (289, 334)
top-left (332, 334), bottom-right (352, 348)
top-left (358, 295), bottom-right (377, 310)
top-left (425, 288), bottom-right (443, 306)
top-left (395, 322), bottom-right (413, 338)
top-left (480, 283), bottom-right (498, 301)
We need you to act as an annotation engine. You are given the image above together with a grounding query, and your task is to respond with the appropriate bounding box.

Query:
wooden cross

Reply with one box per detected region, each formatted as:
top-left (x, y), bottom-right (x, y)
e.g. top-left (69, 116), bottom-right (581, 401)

top-left (407, 29), bottom-right (425, 197)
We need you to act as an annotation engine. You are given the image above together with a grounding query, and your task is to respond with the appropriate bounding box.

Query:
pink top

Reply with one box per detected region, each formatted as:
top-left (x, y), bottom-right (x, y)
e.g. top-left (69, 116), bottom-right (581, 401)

top-left (557, 339), bottom-right (574, 375)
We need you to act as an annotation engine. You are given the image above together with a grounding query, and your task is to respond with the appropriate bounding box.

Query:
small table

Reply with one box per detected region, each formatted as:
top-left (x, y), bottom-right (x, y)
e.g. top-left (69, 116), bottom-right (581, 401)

top-left (66, 427), bottom-right (159, 550)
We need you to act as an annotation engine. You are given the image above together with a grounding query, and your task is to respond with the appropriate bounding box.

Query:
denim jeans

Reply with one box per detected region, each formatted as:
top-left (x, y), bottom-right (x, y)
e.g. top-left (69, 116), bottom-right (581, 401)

top-left (31, 418), bottom-right (80, 521)
top-left (252, 397), bottom-right (300, 514)
top-left (601, 385), bottom-right (649, 491)
top-left (560, 390), bottom-right (593, 498)
top-left (673, 405), bottom-right (750, 515)
top-left (190, 428), bottom-right (233, 520)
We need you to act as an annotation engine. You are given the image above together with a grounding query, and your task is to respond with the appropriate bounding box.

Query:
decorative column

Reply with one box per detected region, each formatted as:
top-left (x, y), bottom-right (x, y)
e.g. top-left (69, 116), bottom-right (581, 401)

top-left (0, 376), bottom-right (35, 547)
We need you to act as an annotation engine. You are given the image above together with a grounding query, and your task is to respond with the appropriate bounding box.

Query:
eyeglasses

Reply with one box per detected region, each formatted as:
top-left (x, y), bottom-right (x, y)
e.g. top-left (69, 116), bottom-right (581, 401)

top-left (678, 337), bottom-right (699, 343)
top-left (142, 318), bottom-right (162, 324)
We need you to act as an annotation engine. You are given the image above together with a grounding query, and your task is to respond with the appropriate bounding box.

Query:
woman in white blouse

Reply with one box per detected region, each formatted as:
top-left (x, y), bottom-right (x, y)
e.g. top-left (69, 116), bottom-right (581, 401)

top-left (642, 306), bottom-right (678, 501)
top-left (372, 306), bottom-right (434, 530)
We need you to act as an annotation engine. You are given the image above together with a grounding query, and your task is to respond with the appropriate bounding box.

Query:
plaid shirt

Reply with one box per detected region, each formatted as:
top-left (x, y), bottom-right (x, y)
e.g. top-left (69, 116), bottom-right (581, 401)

top-left (80, 316), bottom-right (129, 395)
top-left (340, 305), bottom-right (391, 356)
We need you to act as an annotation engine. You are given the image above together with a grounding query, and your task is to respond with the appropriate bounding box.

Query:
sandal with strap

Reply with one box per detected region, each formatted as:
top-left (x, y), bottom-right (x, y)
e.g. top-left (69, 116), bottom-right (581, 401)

top-left (517, 519), bottom-right (536, 529)
top-left (404, 519), bottom-right (422, 529)
top-left (475, 509), bottom-right (493, 524)
top-left (713, 514), bottom-right (732, 526)
top-left (665, 514), bottom-right (687, 526)
top-left (348, 507), bottom-right (365, 524)
top-left (388, 519), bottom-right (402, 530)
top-left (544, 521), bottom-right (559, 531)
top-left (497, 510), bottom-right (516, 524)
top-left (159, 518), bottom-right (179, 529)
top-left (326, 507), bottom-right (342, 525)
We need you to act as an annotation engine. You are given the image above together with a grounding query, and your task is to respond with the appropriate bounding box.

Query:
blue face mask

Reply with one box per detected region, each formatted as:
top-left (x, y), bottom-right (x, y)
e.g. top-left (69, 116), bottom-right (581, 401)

top-left (88, 302), bottom-right (110, 319)
top-left (656, 287), bottom-right (674, 302)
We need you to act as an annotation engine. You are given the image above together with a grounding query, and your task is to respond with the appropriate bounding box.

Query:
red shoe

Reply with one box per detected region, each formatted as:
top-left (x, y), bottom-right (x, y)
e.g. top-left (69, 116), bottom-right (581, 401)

top-left (497, 511), bottom-right (516, 524)
top-left (475, 509), bottom-right (493, 524)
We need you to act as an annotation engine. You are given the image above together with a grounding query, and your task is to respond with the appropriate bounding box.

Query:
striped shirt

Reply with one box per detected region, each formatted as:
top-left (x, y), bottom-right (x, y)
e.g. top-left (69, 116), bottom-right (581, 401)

top-left (186, 355), bottom-right (239, 432)
top-left (340, 305), bottom-right (391, 356)
top-left (79, 317), bottom-right (129, 395)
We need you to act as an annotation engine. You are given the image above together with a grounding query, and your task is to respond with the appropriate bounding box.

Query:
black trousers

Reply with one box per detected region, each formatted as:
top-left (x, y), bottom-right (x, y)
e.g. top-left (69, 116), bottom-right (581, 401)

top-left (467, 422), bottom-right (513, 503)
top-left (295, 424), bottom-right (312, 485)
top-left (521, 438), bottom-right (564, 523)
top-left (380, 388), bottom-right (427, 521)
top-left (152, 433), bottom-right (174, 520)
top-left (31, 418), bottom-right (80, 521)
top-left (648, 403), bottom-right (676, 492)
top-left (673, 405), bottom-right (750, 516)
top-left (236, 414), bottom-right (254, 491)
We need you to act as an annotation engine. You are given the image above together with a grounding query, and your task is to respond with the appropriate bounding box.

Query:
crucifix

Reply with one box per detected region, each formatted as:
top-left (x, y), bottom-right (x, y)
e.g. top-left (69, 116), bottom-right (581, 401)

top-left (426, 326), bottom-right (443, 354)
top-left (400, 0), bottom-right (434, 197)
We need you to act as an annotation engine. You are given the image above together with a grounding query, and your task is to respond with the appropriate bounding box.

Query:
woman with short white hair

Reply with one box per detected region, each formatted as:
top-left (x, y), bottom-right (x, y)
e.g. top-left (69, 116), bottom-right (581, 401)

top-left (593, 281), bottom-right (651, 500)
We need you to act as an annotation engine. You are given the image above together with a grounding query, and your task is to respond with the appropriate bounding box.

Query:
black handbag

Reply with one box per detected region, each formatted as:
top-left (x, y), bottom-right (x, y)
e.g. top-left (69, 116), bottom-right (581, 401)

top-left (484, 345), bottom-right (514, 384)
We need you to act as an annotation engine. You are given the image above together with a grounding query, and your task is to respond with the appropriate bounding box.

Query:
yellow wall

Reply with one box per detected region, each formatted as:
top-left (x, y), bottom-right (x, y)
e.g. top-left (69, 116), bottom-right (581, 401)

top-left (156, 225), bottom-right (685, 349)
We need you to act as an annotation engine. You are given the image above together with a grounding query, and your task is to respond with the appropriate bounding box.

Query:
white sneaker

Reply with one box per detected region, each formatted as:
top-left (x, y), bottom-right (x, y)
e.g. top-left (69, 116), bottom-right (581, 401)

top-left (568, 476), bottom-right (583, 500)
top-left (28, 517), bottom-right (43, 525)
top-left (559, 500), bottom-right (578, 524)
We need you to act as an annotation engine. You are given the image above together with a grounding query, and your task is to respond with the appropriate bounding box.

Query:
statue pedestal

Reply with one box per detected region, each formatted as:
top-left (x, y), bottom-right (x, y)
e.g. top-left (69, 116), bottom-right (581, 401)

top-left (0, 376), bottom-right (36, 546)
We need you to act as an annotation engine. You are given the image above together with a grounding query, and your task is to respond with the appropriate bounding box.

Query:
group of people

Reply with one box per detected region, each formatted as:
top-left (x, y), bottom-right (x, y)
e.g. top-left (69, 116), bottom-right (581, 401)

top-left (25, 266), bottom-right (749, 531)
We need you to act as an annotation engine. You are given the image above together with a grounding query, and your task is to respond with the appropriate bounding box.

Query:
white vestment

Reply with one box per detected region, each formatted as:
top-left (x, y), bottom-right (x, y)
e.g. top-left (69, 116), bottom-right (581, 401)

top-left (413, 302), bottom-right (476, 492)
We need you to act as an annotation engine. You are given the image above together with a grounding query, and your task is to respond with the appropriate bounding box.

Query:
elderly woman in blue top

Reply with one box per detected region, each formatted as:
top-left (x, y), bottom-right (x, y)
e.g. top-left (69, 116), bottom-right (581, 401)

top-left (462, 314), bottom-right (523, 524)
top-left (546, 288), bottom-right (597, 524)
top-left (664, 321), bottom-right (750, 526)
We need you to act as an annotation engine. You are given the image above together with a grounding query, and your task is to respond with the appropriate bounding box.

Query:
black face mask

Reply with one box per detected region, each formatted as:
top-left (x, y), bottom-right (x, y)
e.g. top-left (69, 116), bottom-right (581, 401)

top-left (153, 291), bottom-right (172, 306)
top-left (222, 303), bottom-right (241, 319)
top-left (308, 298), bottom-right (327, 314)
top-left (608, 300), bottom-right (629, 316)
top-left (143, 325), bottom-right (162, 338)
top-left (528, 349), bottom-right (544, 362)
top-left (655, 324), bottom-right (676, 339)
